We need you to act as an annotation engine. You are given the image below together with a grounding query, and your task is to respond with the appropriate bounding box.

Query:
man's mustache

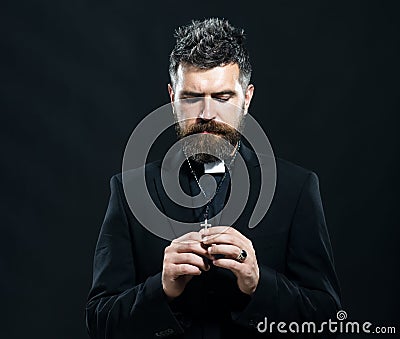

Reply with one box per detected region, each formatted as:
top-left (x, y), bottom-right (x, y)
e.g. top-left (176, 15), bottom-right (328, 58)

top-left (181, 120), bottom-right (236, 136)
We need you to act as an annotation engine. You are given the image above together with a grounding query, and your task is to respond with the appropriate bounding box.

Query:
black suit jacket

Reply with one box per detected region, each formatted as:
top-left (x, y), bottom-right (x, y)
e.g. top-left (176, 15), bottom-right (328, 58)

top-left (86, 145), bottom-right (341, 338)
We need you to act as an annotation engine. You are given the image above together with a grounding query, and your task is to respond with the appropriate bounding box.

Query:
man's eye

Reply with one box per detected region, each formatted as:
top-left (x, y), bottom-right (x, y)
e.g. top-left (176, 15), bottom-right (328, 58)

top-left (182, 97), bottom-right (201, 103)
top-left (214, 96), bottom-right (230, 102)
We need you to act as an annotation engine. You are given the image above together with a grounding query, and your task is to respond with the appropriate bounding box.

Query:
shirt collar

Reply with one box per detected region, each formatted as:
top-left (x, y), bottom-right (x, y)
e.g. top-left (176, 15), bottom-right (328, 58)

top-left (204, 160), bottom-right (225, 174)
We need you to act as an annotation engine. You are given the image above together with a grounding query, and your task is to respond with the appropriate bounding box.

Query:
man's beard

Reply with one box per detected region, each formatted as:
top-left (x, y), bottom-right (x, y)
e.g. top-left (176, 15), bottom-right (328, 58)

top-left (176, 118), bottom-right (244, 164)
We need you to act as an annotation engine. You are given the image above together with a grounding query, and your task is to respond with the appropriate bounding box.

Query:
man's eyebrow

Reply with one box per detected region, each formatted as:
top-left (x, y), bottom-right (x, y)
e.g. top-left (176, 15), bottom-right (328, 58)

top-left (179, 90), bottom-right (236, 97)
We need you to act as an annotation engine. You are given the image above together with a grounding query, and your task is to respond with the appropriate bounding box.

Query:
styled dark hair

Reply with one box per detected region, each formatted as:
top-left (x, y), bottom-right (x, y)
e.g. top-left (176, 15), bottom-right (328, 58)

top-left (169, 18), bottom-right (252, 90)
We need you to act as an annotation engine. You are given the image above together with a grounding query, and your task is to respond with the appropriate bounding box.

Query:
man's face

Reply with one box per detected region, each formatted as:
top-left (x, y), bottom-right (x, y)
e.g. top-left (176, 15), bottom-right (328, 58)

top-left (168, 63), bottom-right (254, 163)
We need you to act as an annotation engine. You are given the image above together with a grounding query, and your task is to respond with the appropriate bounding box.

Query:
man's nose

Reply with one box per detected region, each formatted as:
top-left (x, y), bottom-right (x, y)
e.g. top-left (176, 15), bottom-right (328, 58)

top-left (199, 98), bottom-right (216, 120)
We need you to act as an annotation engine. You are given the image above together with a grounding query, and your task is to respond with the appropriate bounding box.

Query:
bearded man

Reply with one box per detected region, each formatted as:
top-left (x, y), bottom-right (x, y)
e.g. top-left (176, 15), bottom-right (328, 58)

top-left (86, 18), bottom-right (341, 338)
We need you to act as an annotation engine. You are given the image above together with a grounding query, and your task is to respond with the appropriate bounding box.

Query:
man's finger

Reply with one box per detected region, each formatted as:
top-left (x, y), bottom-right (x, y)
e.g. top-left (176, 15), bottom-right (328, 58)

top-left (200, 226), bottom-right (231, 237)
top-left (202, 233), bottom-right (245, 248)
top-left (171, 253), bottom-right (210, 271)
top-left (174, 264), bottom-right (202, 276)
top-left (174, 241), bottom-right (212, 258)
top-left (208, 244), bottom-right (241, 259)
top-left (212, 258), bottom-right (242, 273)
top-left (173, 231), bottom-right (203, 243)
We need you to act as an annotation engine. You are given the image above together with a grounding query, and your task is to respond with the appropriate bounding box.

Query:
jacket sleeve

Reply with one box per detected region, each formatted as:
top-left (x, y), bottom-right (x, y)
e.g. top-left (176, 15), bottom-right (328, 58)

top-left (85, 175), bottom-right (184, 339)
top-left (232, 172), bottom-right (342, 331)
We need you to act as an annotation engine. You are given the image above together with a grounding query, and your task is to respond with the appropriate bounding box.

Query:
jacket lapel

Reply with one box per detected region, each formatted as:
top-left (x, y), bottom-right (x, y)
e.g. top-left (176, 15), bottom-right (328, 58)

top-left (151, 150), bottom-right (201, 238)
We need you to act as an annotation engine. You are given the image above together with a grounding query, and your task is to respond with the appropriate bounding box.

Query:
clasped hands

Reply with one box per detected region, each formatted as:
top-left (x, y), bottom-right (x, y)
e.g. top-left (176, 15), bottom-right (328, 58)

top-left (162, 226), bottom-right (259, 300)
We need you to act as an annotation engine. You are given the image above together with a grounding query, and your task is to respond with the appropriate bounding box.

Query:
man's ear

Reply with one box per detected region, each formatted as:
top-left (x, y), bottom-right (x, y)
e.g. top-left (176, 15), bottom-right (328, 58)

top-left (244, 84), bottom-right (254, 115)
top-left (167, 84), bottom-right (174, 103)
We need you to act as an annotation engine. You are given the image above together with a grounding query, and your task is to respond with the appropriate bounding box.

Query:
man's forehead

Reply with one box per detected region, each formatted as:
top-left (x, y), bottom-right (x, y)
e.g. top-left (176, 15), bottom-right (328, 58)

top-left (175, 63), bottom-right (241, 93)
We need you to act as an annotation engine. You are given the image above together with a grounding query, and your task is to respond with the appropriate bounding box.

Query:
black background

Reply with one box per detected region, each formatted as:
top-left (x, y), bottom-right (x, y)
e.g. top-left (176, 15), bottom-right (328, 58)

top-left (1, 1), bottom-right (399, 338)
